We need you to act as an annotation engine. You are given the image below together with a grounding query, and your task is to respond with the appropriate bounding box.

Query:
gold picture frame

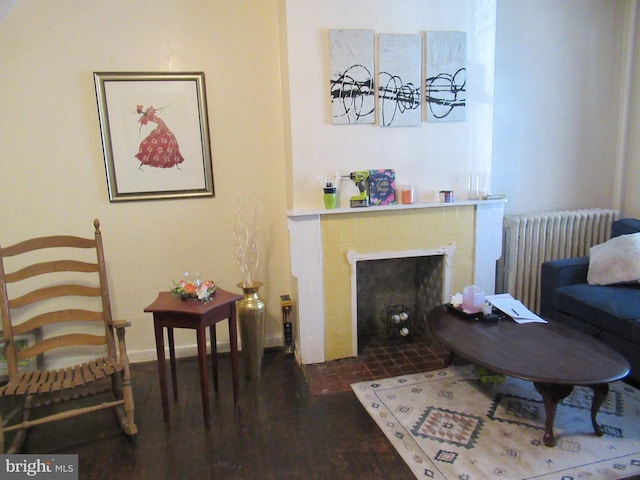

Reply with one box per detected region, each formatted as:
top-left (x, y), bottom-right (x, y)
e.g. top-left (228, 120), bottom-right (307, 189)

top-left (94, 72), bottom-right (214, 202)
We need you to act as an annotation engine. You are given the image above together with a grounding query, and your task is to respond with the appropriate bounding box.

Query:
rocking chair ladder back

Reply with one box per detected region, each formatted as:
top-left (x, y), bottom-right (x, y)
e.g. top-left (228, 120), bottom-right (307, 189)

top-left (0, 219), bottom-right (137, 453)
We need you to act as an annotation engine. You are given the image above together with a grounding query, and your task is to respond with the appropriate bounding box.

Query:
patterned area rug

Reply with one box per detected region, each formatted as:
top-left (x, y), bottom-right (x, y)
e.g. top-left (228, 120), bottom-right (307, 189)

top-left (351, 365), bottom-right (640, 479)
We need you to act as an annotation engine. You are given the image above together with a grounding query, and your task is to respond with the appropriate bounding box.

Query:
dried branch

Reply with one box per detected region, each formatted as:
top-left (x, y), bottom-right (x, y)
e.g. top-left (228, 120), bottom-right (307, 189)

top-left (235, 193), bottom-right (261, 288)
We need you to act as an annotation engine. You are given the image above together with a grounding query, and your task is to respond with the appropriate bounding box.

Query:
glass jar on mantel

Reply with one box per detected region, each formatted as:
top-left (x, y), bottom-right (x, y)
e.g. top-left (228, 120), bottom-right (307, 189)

top-left (236, 282), bottom-right (266, 378)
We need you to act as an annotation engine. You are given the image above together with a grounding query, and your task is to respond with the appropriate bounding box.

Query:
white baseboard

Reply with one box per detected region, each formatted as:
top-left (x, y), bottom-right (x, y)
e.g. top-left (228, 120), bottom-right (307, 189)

top-left (42, 334), bottom-right (284, 370)
top-left (127, 334), bottom-right (284, 364)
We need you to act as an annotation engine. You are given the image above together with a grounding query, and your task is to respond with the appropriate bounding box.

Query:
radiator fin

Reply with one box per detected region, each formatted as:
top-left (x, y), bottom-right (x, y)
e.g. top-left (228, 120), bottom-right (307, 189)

top-left (496, 209), bottom-right (618, 313)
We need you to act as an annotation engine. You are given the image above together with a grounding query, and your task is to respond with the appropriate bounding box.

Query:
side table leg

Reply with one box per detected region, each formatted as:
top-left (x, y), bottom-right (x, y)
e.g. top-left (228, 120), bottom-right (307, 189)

top-left (229, 304), bottom-right (240, 407)
top-left (534, 382), bottom-right (573, 447)
top-left (210, 325), bottom-right (219, 393)
top-left (154, 321), bottom-right (170, 423)
top-left (196, 326), bottom-right (210, 427)
top-left (590, 383), bottom-right (609, 437)
top-left (168, 327), bottom-right (178, 401)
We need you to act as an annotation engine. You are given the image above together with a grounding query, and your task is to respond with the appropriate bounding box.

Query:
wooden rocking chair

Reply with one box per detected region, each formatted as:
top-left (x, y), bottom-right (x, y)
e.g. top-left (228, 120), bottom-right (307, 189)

top-left (0, 219), bottom-right (137, 452)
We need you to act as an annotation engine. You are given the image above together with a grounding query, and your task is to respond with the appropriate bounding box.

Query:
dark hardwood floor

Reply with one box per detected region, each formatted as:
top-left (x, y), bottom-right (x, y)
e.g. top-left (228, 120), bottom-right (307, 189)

top-left (12, 350), bottom-right (414, 479)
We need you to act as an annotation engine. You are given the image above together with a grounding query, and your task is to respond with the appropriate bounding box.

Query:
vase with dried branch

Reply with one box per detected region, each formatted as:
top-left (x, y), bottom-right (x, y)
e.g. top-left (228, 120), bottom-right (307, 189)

top-left (234, 194), bottom-right (265, 378)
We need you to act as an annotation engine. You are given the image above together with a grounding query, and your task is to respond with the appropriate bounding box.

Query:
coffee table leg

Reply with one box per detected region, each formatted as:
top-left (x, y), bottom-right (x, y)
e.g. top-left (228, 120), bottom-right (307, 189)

top-left (534, 382), bottom-right (573, 447)
top-left (590, 383), bottom-right (609, 437)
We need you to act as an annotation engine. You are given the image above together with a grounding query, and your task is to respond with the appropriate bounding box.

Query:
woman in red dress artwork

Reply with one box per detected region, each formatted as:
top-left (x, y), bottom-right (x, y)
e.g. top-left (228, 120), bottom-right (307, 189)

top-left (135, 105), bottom-right (185, 169)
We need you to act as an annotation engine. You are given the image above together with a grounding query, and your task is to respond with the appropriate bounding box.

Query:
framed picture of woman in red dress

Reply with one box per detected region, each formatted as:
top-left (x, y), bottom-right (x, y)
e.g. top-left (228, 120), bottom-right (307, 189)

top-left (94, 72), bottom-right (214, 202)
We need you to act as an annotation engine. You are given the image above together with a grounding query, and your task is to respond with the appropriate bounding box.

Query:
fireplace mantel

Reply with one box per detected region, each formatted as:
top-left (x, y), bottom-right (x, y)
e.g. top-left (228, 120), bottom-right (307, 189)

top-left (286, 198), bottom-right (502, 218)
top-left (287, 199), bottom-right (505, 364)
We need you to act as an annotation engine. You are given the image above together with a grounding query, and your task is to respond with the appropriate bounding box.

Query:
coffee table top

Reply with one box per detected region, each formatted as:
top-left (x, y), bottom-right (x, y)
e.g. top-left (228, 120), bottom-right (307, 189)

top-left (428, 305), bottom-right (630, 385)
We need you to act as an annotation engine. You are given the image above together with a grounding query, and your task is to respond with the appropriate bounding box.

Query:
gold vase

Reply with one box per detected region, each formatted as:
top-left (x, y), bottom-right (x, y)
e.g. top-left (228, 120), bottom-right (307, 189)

top-left (237, 282), bottom-right (266, 378)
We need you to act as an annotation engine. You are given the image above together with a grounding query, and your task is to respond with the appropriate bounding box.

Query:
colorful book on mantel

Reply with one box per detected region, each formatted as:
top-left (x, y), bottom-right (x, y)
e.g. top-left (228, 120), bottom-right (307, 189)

top-left (368, 169), bottom-right (396, 205)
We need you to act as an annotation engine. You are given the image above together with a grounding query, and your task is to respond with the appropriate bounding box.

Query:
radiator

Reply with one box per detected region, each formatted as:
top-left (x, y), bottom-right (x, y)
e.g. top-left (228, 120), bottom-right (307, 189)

top-left (496, 208), bottom-right (618, 313)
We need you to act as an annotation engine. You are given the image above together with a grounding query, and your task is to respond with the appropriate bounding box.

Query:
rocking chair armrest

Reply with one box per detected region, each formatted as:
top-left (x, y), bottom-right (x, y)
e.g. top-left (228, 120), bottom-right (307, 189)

top-left (0, 336), bottom-right (8, 345)
top-left (110, 320), bottom-right (132, 329)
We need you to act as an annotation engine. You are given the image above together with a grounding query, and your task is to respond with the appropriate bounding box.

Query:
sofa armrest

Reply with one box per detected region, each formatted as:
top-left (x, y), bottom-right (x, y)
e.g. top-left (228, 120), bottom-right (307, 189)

top-left (540, 256), bottom-right (590, 318)
top-left (612, 218), bottom-right (640, 237)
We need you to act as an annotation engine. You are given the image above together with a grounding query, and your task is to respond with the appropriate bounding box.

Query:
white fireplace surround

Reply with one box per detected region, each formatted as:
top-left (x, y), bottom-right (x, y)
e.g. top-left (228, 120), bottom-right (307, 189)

top-left (287, 200), bottom-right (505, 364)
top-left (346, 245), bottom-right (455, 356)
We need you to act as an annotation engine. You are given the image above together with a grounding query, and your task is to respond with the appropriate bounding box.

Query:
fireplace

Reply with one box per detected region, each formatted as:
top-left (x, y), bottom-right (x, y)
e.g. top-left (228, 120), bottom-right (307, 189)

top-left (348, 247), bottom-right (454, 351)
top-left (287, 200), bottom-right (505, 364)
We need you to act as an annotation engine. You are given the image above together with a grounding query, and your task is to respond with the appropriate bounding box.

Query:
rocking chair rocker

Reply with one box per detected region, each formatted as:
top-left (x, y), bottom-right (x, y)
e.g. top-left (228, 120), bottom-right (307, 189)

top-left (0, 219), bottom-right (137, 452)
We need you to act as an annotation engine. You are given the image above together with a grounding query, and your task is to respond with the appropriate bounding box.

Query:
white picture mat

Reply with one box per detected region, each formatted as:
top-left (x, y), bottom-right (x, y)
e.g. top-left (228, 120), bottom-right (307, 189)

top-left (104, 80), bottom-right (206, 193)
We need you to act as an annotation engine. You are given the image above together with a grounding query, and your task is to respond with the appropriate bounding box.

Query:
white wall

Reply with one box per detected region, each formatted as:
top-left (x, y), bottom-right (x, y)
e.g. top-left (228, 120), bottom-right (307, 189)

top-left (623, 2), bottom-right (640, 218)
top-left (492, 0), bottom-right (637, 216)
top-left (282, 0), bottom-right (497, 209)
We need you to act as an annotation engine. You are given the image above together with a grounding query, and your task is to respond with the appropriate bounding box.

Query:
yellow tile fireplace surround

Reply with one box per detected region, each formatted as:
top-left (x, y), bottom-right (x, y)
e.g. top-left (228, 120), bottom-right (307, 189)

top-left (287, 200), bottom-right (505, 365)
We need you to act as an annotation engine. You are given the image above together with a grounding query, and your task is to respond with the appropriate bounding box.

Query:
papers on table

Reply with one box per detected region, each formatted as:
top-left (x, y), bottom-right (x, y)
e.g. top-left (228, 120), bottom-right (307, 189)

top-left (485, 294), bottom-right (547, 324)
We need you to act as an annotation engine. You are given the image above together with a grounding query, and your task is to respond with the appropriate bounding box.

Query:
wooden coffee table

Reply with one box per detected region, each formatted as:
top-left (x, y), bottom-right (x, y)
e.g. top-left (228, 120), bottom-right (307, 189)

top-left (427, 305), bottom-right (630, 447)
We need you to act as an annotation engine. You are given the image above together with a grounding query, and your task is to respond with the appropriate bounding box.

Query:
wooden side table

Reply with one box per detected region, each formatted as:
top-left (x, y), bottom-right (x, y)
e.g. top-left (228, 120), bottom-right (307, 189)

top-left (144, 289), bottom-right (243, 427)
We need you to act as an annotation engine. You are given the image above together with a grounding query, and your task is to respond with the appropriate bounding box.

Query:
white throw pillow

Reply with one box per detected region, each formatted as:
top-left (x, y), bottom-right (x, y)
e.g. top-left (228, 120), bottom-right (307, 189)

top-left (587, 232), bottom-right (640, 285)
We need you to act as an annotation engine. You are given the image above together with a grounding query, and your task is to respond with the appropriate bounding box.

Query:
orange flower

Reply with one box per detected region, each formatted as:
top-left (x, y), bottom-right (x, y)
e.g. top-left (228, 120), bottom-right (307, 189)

top-left (183, 283), bottom-right (197, 295)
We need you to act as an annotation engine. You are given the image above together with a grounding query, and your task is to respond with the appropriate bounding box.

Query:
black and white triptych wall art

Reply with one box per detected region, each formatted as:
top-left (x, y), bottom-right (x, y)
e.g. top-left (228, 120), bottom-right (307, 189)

top-left (329, 29), bottom-right (466, 126)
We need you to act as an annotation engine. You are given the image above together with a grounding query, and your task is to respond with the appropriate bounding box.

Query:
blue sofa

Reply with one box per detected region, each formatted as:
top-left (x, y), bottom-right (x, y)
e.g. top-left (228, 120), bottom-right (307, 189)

top-left (540, 218), bottom-right (640, 383)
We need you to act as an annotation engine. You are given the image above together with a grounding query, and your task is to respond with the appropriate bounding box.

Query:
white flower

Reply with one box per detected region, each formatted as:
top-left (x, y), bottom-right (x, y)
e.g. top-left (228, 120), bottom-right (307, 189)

top-left (197, 284), bottom-right (210, 301)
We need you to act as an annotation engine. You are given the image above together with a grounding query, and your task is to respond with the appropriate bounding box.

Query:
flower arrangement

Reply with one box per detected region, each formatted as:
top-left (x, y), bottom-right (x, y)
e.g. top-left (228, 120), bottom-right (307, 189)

top-left (234, 193), bottom-right (261, 288)
top-left (171, 279), bottom-right (218, 303)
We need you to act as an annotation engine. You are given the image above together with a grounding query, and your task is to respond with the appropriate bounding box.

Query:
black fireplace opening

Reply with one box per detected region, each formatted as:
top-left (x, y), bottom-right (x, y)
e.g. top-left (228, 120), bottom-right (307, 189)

top-left (356, 255), bottom-right (444, 352)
